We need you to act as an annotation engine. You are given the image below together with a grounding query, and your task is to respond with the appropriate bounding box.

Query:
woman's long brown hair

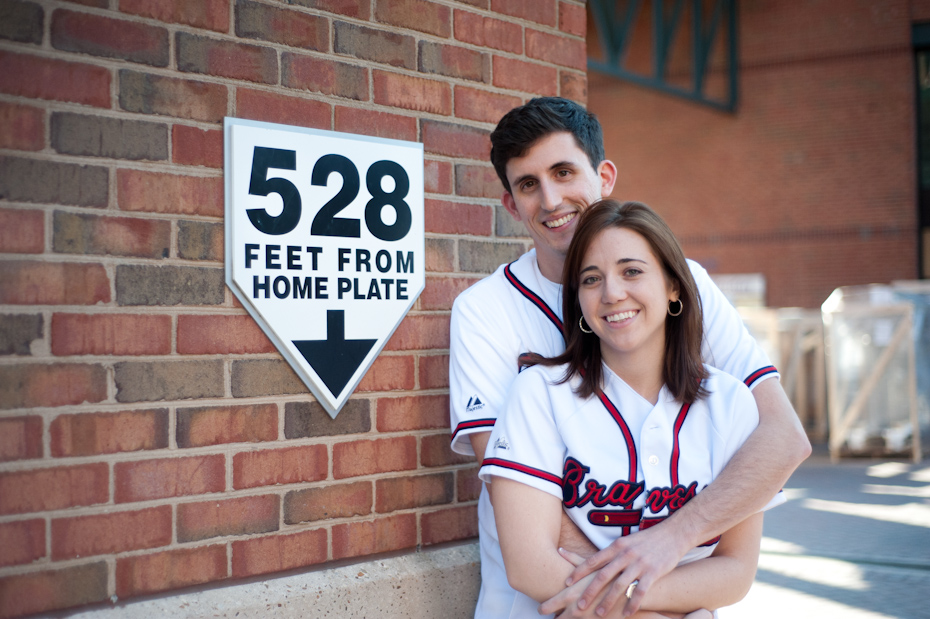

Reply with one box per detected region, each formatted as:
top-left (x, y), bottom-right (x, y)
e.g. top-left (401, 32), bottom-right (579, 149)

top-left (525, 200), bottom-right (708, 403)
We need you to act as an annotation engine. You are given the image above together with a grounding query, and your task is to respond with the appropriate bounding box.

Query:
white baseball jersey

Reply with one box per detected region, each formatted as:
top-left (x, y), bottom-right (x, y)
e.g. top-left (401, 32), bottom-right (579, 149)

top-left (449, 249), bottom-right (778, 619)
top-left (479, 364), bottom-right (784, 567)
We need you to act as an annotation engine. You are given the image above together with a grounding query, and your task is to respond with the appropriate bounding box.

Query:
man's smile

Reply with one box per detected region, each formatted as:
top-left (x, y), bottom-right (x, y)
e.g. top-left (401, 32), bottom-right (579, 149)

top-left (544, 212), bottom-right (577, 228)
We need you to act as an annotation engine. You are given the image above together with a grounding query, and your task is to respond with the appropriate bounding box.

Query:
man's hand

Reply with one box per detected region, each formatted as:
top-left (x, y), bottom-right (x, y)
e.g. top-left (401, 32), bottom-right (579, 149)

top-left (542, 524), bottom-right (689, 617)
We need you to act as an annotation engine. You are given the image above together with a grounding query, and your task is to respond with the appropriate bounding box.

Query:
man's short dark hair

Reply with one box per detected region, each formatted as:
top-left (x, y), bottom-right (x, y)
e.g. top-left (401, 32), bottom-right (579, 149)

top-left (489, 97), bottom-right (605, 193)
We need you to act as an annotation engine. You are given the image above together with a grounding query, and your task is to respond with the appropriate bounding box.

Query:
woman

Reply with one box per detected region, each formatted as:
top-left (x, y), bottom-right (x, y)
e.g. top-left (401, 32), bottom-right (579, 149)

top-left (479, 200), bottom-right (782, 618)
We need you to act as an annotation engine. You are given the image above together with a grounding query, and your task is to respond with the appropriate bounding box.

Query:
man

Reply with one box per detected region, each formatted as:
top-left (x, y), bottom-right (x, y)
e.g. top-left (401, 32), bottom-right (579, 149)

top-left (449, 98), bottom-right (810, 618)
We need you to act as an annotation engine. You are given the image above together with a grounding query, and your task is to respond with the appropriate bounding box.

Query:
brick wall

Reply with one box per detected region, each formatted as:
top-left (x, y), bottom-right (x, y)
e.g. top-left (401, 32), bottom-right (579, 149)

top-left (0, 0), bottom-right (587, 615)
top-left (588, 0), bottom-right (921, 308)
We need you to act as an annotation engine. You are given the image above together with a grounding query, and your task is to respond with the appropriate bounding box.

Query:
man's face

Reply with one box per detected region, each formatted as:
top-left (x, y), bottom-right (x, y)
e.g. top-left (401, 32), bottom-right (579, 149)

top-left (502, 132), bottom-right (616, 280)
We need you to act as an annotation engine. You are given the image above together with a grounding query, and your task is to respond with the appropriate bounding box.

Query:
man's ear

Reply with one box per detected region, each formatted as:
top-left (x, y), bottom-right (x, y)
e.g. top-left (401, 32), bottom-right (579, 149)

top-left (597, 159), bottom-right (618, 198)
top-left (502, 191), bottom-right (521, 221)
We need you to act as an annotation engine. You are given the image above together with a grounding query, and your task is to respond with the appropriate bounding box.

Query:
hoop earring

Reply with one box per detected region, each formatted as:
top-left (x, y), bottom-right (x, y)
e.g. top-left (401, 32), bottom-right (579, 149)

top-left (579, 316), bottom-right (593, 334)
top-left (668, 299), bottom-right (683, 317)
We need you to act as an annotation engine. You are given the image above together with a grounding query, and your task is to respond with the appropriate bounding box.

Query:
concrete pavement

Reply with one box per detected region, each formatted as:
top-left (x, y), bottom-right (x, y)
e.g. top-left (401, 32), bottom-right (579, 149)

top-left (726, 447), bottom-right (930, 619)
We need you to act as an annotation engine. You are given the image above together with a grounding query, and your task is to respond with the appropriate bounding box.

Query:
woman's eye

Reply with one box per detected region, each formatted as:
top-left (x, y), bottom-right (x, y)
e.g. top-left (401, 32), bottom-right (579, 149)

top-left (624, 268), bottom-right (642, 277)
top-left (581, 276), bottom-right (598, 285)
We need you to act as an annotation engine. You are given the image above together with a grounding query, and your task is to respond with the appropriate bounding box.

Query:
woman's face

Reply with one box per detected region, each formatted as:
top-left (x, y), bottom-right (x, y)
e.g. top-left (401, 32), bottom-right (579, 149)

top-left (577, 226), bottom-right (679, 369)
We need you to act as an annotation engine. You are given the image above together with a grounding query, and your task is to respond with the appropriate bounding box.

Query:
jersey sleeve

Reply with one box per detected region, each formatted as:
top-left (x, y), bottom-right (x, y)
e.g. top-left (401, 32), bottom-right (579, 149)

top-left (709, 371), bottom-right (786, 512)
top-left (479, 368), bottom-right (567, 501)
top-left (690, 260), bottom-right (779, 390)
top-left (449, 284), bottom-right (522, 456)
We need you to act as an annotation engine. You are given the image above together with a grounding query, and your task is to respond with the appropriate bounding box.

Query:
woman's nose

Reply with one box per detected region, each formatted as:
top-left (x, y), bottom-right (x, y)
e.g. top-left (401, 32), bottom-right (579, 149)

top-left (602, 275), bottom-right (628, 303)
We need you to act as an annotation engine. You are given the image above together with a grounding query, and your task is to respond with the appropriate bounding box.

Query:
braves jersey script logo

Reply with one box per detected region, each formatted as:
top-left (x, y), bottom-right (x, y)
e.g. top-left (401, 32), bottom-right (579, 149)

top-left (562, 457), bottom-right (701, 529)
top-left (465, 395), bottom-right (485, 413)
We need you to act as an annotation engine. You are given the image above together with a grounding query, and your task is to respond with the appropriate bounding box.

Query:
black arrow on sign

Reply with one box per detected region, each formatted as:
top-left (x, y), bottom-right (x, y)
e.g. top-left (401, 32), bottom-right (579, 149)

top-left (293, 310), bottom-right (376, 397)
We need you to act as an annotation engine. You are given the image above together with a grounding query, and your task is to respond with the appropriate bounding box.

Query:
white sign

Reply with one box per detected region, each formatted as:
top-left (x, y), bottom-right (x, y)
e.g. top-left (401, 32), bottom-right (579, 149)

top-left (224, 118), bottom-right (424, 417)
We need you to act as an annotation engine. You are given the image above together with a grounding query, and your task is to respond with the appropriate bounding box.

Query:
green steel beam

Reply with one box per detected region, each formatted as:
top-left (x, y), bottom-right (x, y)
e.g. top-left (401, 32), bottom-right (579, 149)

top-left (588, 0), bottom-right (739, 112)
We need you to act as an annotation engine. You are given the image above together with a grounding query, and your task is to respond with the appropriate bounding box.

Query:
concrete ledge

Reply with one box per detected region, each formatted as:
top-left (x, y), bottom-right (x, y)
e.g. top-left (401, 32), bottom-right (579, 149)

top-left (70, 543), bottom-right (480, 618)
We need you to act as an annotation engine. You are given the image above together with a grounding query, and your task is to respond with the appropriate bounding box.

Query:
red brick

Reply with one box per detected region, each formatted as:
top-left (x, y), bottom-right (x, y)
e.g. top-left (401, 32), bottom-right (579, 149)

top-left (0, 208), bottom-right (43, 254)
top-left (119, 70), bottom-right (228, 122)
top-left (0, 102), bottom-right (44, 151)
top-left (178, 494), bottom-right (279, 542)
top-left (453, 10), bottom-right (522, 54)
top-left (493, 56), bottom-right (558, 95)
top-left (426, 199), bottom-right (492, 235)
top-left (284, 481), bottom-right (372, 523)
top-left (333, 436), bottom-right (416, 479)
top-left (0, 363), bottom-right (107, 410)
top-left (63, 0), bottom-right (108, 6)
top-left (376, 0), bottom-right (451, 37)
top-left (426, 238), bottom-right (455, 272)
top-left (231, 528), bottom-right (328, 578)
top-left (52, 506), bottom-right (172, 559)
top-left (0, 562), bottom-right (108, 617)
top-left (116, 545), bottom-right (227, 598)
top-left (0, 261), bottom-right (110, 306)
top-left (422, 120), bottom-right (490, 160)
top-left (51, 9), bottom-right (169, 67)
top-left (0, 51), bottom-right (110, 108)
top-left (492, 0), bottom-right (556, 26)
top-left (376, 472), bottom-right (453, 513)
top-left (236, 0), bottom-right (329, 50)
top-left (51, 410), bottom-right (162, 461)
top-left (385, 314), bottom-right (450, 351)
top-left (177, 32), bottom-right (277, 84)
top-left (334, 22), bottom-right (416, 69)
top-left (117, 169), bottom-right (223, 217)
top-left (421, 431), bottom-right (471, 467)
top-left (0, 464), bottom-right (108, 515)
top-left (115, 455), bottom-right (225, 503)
top-left (377, 394), bottom-right (449, 432)
top-left (526, 28), bottom-right (585, 70)
top-left (0, 519), bottom-right (45, 567)
top-left (0, 416), bottom-right (43, 462)
top-left (457, 465), bottom-right (481, 501)
top-left (53, 211), bottom-right (171, 259)
top-left (283, 54), bottom-right (368, 101)
top-left (373, 71), bottom-right (452, 116)
top-left (454, 86), bottom-right (522, 124)
top-left (419, 41), bottom-right (489, 82)
top-left (233, 444), bottom-right (328, 489)
top-left (455, 163), bottom-right (503, 199)
top-left (419, 277), bottom-right (477, 311)
top-left (121, 0), bottom-right (229, 32)
top-left (334, 106), bottom-right (417, 142)
top-left (52, 313), bottom-right (171, 356)
top-left (310, 0), bottom-right (370, 19)
top-left (173, 125), bottom-right (223, 168)
top-left (357, 354), bottom-right (415, 392)
top-left (422, 504), bottom-right (478, 545)
top-left (176, 403), bottom-right (278, 447)
top-left (236, 88), bottom-right (331, 130)
top-left (560, 70), bottom-right (587, 103)
top-left (177, 314), bottom-right (274, 355)
top-left (559, 1), bottom-right (586, 37)
top-left (418, 353), bottom-right (451, 390)
top-left (424, 159), bottom-right (453, 195)
top-left (332, 513), bottom-right (416, 559)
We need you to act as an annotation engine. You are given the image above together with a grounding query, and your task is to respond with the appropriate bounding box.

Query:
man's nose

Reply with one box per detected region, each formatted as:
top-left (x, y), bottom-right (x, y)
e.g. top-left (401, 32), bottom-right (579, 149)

top-left (539, 181), bottom-right (560, 211)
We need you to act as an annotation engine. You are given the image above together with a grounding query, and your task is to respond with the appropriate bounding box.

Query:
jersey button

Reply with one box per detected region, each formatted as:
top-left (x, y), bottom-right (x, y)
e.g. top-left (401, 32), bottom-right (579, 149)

top-left (648, 455), bottom-right (659, 466)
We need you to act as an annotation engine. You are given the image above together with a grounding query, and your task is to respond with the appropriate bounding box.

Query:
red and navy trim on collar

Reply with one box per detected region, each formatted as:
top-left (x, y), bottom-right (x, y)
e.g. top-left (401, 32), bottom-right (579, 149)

top-left (504, 262), bottom-right (564, 335)
top-left (744, 366), bottom-right (778, 389)
top-left (483, 457), bottom-right (564, 488)
top-left (596, 390), bottom-right (638, 484)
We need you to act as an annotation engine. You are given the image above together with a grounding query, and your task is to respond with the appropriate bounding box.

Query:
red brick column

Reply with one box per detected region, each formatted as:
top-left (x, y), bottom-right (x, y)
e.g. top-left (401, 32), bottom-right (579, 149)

top-left (0, 0), bottom-right (586, 615)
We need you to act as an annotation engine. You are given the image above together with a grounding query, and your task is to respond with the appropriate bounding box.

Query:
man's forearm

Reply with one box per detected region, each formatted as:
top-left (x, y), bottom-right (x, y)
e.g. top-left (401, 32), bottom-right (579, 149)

top-left (559, 510), bottom-right (598, 557)
top-left (661, 379), bottom-right (810, 548)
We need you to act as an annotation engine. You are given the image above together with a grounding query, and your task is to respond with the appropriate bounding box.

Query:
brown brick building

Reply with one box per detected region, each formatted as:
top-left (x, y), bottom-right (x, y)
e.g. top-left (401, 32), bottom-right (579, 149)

top-left (589, 0), bottom-right (929, 309)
